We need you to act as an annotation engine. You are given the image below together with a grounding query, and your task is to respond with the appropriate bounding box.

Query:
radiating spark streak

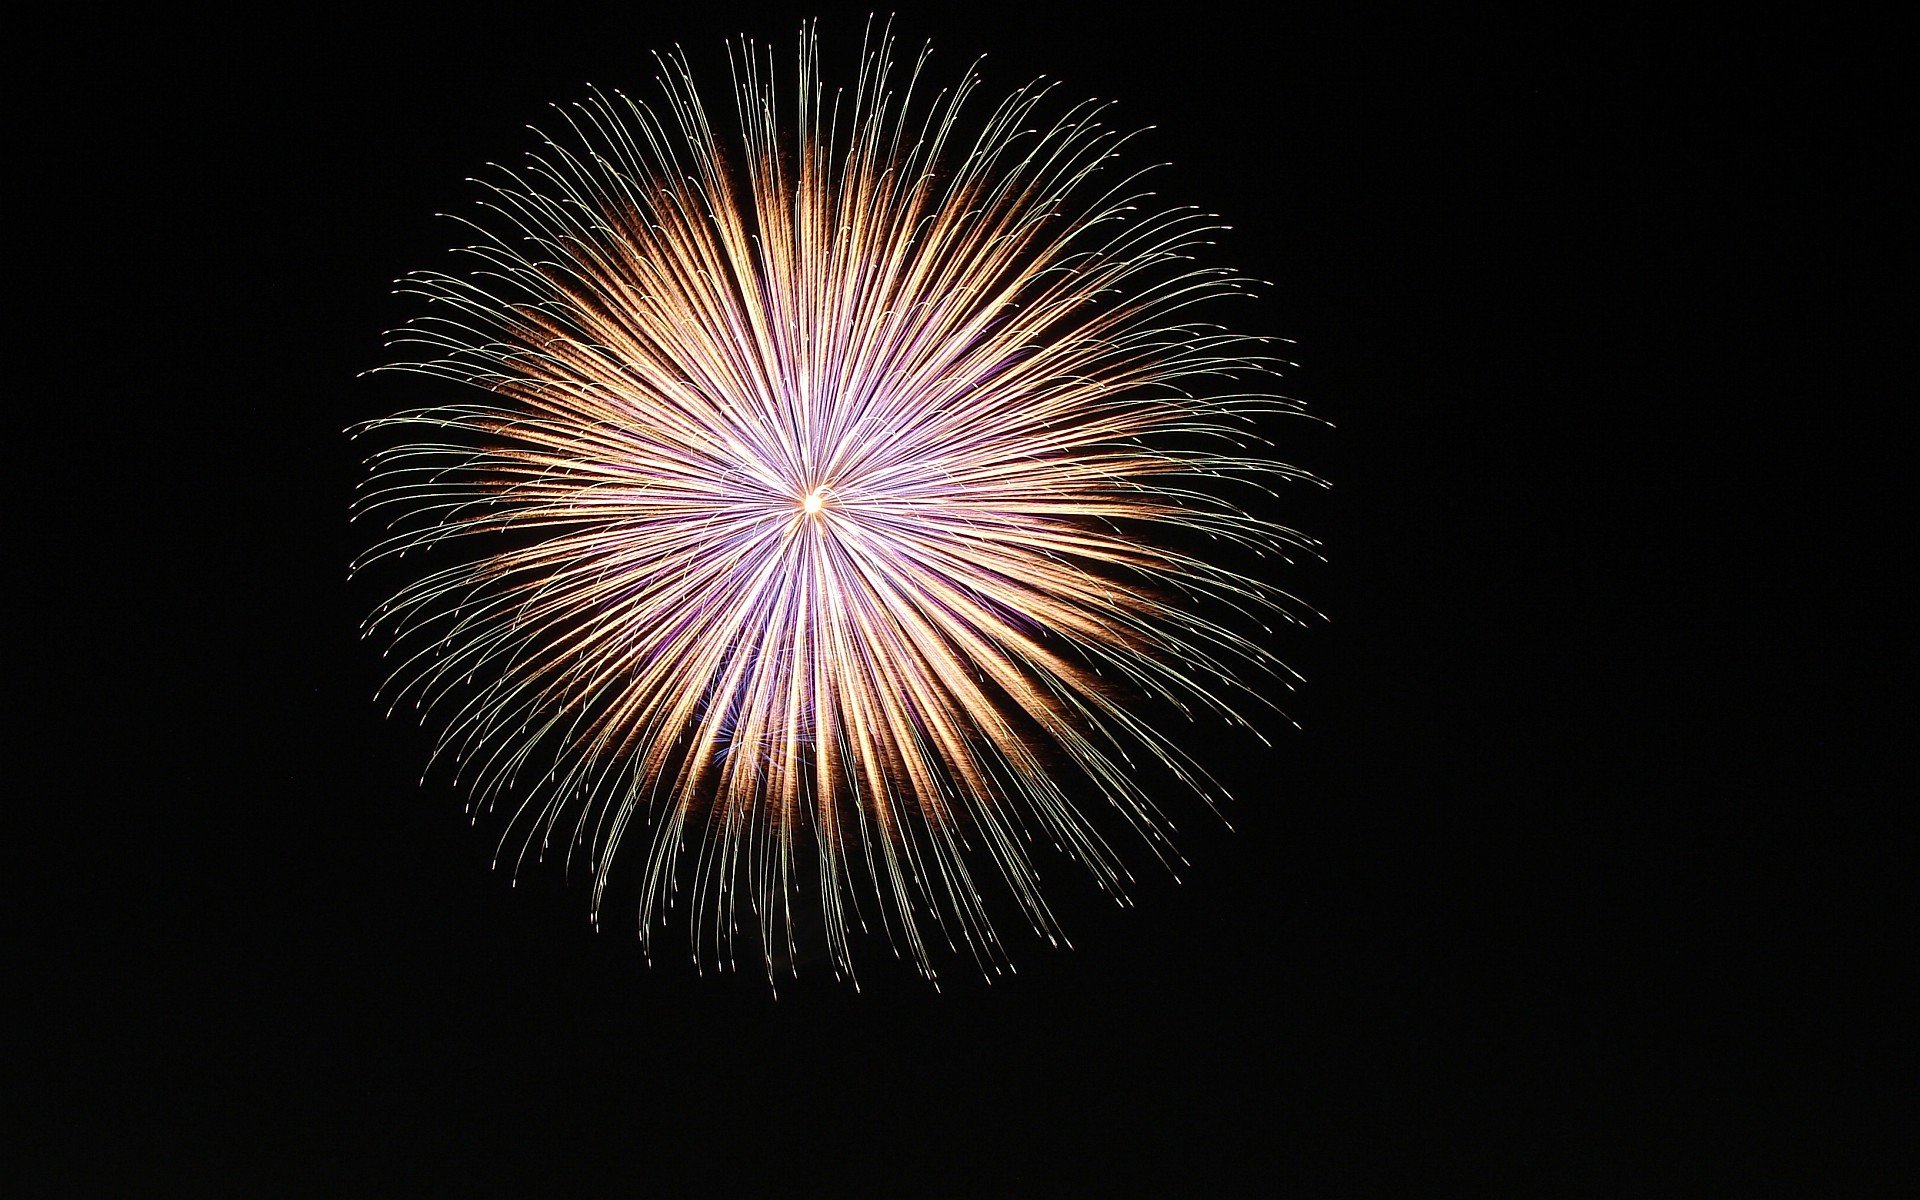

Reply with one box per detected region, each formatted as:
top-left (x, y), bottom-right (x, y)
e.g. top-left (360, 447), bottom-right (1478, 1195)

top-left (352, 22), bottom-right (1323, 986)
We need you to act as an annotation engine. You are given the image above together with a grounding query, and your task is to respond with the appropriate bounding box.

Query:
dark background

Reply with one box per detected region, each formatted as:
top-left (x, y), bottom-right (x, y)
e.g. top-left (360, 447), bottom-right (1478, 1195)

top-left (27, 2), bottom-right (1894, 1194)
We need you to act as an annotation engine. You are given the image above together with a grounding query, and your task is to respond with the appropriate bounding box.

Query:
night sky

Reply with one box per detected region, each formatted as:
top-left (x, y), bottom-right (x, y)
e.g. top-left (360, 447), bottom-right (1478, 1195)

top-left (28, 3), bottom-right (1884, 1194)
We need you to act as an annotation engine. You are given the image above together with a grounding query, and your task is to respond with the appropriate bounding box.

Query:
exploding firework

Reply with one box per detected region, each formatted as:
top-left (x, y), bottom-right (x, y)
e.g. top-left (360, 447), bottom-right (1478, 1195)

top-left (353, 25), bottom-right (1322, 985)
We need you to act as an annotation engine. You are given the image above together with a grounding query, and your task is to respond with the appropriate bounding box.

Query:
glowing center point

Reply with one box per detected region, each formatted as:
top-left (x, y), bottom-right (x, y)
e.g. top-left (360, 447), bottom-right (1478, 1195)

top-left (801, 487), bottom-right (828, 517)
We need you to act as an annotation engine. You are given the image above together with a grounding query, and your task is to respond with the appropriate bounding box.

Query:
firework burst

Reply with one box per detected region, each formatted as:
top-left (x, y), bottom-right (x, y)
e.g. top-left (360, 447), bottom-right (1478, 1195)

top-left (352, 25), bottom-right (1323, 986)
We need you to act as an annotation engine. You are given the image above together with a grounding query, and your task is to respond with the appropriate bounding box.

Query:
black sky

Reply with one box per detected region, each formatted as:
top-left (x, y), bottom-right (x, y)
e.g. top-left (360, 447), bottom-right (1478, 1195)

top-left (26, 2), bottom-right (1890, 1194)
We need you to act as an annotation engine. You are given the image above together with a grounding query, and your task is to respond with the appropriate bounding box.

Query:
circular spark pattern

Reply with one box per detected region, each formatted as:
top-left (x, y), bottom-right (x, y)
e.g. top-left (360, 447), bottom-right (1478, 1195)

top-left (353, 29), bottom-right (1323, 985)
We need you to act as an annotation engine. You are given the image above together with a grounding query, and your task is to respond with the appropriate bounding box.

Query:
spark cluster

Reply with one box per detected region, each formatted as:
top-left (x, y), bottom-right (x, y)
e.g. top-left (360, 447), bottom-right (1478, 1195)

top-left (353, 27), bottom-right (1322, 985)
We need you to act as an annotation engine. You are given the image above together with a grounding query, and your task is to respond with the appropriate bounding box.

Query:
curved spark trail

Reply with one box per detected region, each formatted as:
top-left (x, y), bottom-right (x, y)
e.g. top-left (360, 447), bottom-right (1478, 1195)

top-left (352, 26), bottom-right (1323, 986)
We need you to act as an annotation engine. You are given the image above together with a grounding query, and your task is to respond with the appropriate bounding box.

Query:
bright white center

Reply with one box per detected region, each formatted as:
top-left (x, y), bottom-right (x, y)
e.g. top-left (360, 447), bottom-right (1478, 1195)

top-left (801, 488), bottom-right (826, 516)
